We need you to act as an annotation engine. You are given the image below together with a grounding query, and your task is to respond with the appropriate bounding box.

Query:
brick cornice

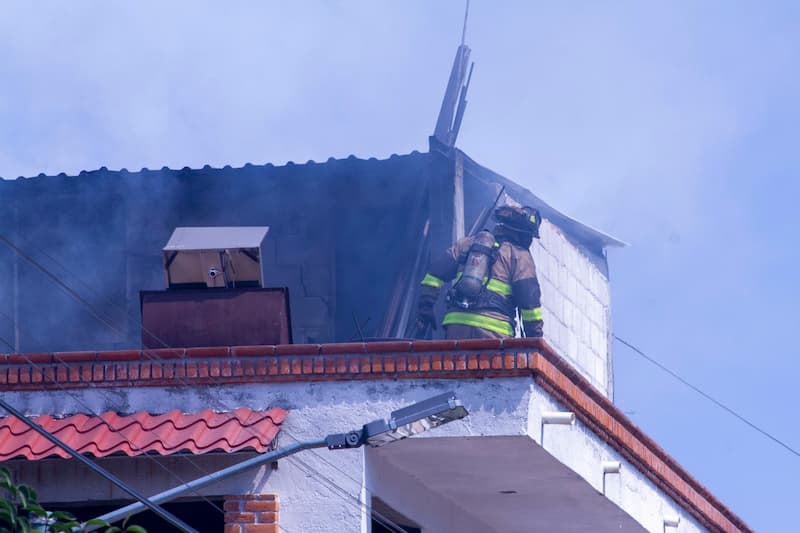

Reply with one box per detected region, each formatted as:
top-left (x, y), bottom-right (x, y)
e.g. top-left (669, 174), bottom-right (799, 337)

top-left (0, 338), bottom-right (750, 532)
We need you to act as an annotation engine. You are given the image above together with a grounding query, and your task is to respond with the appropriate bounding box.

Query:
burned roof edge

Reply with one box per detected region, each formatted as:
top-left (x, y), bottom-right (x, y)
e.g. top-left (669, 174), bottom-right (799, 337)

top-left (429, 139), bottom-right (627, 249)
top-left (2, 147), bottom-right (625, 250)
top-left (0, 150), bottom-right (430, 183)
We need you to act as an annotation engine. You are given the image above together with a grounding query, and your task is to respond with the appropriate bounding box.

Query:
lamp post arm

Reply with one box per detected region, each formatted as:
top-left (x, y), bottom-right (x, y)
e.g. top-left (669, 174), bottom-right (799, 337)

top-left (0, 398), bottom-right (197, 533)
top-left (87, 438), bottom-right (328, 531)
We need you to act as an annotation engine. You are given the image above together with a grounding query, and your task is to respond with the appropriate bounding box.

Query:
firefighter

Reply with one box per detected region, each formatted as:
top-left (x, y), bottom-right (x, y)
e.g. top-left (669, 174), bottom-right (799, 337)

top-left (415, 205), bottom-right (543, 339)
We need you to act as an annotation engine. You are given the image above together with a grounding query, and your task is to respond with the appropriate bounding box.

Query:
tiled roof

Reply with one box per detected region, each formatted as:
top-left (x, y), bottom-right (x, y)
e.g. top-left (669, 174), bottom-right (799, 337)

top-left (0, 407), bottom-right (286, 461)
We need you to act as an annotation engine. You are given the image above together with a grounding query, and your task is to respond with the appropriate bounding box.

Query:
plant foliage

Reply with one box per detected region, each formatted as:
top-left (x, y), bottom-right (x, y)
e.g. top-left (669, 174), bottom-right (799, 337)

top-left (0, 468), bottom-right (146, 533)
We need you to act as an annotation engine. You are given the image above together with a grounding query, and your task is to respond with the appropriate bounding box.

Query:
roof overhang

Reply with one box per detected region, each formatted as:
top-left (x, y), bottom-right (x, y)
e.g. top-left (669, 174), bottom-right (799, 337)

top-left (369, 435), bottom-right (645, 533)
top-left (0, 408), bottom-right (286, 461)
top-left (429, 138), bottom-right (627, 249)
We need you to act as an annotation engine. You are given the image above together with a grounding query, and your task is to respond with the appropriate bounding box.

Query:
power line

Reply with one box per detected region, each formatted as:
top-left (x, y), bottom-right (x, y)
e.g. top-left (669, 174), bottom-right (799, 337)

top-left (0, 236), bottom-right (411, 533)
top-left (613, 334), bottom-right (800, 458)
top-left (0, 312), bottom-right (228, 524)
top-left (0, 298), bottom-right (300, 533)
top-left (0, 333), bottom-right (14, 352)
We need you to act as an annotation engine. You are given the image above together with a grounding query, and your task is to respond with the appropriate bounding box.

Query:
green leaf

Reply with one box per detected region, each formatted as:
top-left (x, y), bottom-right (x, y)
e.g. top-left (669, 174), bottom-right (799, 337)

top-left (18, 485), bottom-right (38, 506)
top-left (27, 504), bottom-right (46, 518)
top-left (0, 468), bottom-right (11, 486)
top-left (0, 480), bottom-right (20, 502)
top-left (16, 490), bottom-right (28, 509)
top-left (84, 519), bottom-right (110, 527)
top-left (0, 509), bottom-right (15, 528)
top-left (103, 527), bottom-right (122, 533)
top-left (124, 526), bottom-right (147, 533)
top-left (50, 510), bottom-right (76, 521)
top-left (0, 500), bottom-right (16, 524)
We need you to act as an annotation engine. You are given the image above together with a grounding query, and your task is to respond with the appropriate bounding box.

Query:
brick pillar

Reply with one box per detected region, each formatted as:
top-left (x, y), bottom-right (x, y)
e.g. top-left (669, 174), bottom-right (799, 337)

top-left (224, 494), bottom-right (280, 533)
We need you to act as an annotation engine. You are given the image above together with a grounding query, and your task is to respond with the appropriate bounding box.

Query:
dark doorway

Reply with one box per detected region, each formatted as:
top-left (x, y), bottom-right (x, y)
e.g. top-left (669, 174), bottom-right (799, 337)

top-left (54, 498), bottom-right (225, 532)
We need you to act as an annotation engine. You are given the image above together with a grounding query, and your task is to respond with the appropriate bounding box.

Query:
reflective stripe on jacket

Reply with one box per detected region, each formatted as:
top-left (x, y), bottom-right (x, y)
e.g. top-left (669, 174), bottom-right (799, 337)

top-left (419, 234), bottom-right (543, 337)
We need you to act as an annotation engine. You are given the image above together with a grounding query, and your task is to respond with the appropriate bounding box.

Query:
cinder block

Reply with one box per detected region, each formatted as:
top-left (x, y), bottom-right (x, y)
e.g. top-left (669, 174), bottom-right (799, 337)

top-left (545, 319), bottom-right (561, 350)
top-left (260, 238), bottom-right (277, 265)
top-left (580, 258), bottom-right (591, 289)
top-left (599, 279), bottom-right (611, 306)
top-left (291, 296), bottom-right (330, 328)
top-left (292, 326), bottom-right (331, 344)
top-left (580, 310), bottom-right (591, 341)
top-left (263, 265), bottom-right (302, 291)
top-left (566, 329), bottom-right (578, 360)
top-left (590, 324), bottom-right (603, 352)
top-left (596, 298), bottom-right (607, 326)
top-left (547, 253), bottom-right (558, 284)
top-left (586, 265), bottom-right (597, 296)
top-left (300, 266), bottom-right (331, 297)
top-left (569, 276), bottom-right (581, 309)
top-left (594, 355), bottom-right (606, 385)
top-left (579, 285), bottom-right (591, 315)
top-left (547, 281), bottom-right (562, 313)
top-left (563, 299), bottom-right (574, 329)
top-left (539, 221), bottom-right (552, 249)
top-left (532, 248), bottom-right (546, 279)
top-left (276, 237), bottom-right (330, 266)
top-left (557, 263), bottom-right (568, 294)
top-left (577, 342), bottom-right (592, 374)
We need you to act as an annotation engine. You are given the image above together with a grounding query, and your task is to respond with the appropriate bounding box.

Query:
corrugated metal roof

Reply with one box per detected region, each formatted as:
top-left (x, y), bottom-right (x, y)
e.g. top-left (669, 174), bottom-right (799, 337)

top-left (0, 407), bottom-right (286, 461)
top-left (0, 148), bottom-right (621, 249)
top-left (0, 152), bottom-right (427, 182)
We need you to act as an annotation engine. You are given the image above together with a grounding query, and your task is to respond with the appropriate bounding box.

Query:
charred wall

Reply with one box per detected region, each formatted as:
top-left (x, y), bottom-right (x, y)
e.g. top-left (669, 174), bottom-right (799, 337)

top-left (0, 152), bottom-right (434, 352)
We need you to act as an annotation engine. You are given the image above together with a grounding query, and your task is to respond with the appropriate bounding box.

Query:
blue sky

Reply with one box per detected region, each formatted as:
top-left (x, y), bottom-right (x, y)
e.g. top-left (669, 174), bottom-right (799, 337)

top-left (2, 2), bottom-right (798, 530)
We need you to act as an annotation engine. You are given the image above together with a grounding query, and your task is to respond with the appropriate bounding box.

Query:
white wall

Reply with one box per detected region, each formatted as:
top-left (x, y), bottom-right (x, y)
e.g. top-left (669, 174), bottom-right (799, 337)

top-left (5, 377), bottom-right (708, 532)
top-left (4, 378), bottom-right (530, 533)
top-left (526, 385), bottom-right (705, 533)
top-left (532, 219), bottom-right (613, 397)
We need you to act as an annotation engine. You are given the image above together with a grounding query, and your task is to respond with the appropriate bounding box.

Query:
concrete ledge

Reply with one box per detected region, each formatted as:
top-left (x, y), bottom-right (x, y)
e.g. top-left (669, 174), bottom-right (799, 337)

top-left (0, 339), bottom-right (750, 532)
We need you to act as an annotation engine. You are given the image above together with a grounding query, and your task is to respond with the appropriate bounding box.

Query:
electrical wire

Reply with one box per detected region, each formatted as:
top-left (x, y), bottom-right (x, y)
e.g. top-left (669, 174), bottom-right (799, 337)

top-left (286, 454), bottom-right (409, 533)
top-left (0, 311), bottom-right (228, 523)
top-left (0, 235), bottom-right (413, 533)
top-left (0, 333), bottom-right (14, 352)
top-left (4, 217), bottom-right (421, 531)
top-left (0, 308), bottom-right (297, 533)
top-left (613, 334), bottom-right (800, 458)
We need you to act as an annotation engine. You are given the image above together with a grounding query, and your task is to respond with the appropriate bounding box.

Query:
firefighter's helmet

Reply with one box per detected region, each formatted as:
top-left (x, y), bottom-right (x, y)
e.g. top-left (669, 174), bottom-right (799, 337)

top-left (494, 205), bottom-right (541, 238)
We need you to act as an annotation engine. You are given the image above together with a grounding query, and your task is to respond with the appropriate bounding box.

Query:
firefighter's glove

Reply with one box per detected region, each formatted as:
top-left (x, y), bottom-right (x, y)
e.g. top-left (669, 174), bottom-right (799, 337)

top-left (416, 295), bottom-right (438, 332)
top-left (524, 320), bottom-right (544, 338)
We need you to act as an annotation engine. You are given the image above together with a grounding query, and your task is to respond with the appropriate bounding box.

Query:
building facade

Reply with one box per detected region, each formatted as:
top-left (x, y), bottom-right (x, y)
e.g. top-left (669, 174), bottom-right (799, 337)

top-left (0, 145), bottom-right (748, 531)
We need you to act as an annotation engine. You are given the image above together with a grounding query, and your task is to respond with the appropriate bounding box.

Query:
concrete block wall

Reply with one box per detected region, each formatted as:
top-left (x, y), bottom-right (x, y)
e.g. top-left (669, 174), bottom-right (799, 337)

top-left (262, 222), bottom-right (335, 344)
top-left (532, 220), bottom-right (613, 396)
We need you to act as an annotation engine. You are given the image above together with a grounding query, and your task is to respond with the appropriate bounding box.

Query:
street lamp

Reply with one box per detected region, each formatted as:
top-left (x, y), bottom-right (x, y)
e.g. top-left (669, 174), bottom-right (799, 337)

top-left (88, 391), bottom-right (468, 531)
top-left (326, 391), bottom-right (469, 449)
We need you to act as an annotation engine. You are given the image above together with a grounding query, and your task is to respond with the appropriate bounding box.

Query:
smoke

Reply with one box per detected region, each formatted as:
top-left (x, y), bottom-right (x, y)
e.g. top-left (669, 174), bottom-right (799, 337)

top-left (0, 1), bottom-right (463, 178)
top-left (2, 2), bottom-right (800, 529)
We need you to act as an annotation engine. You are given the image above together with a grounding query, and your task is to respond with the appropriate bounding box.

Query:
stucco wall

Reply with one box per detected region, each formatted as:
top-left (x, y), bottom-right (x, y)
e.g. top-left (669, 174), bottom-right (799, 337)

top-left (527, 386), bottom-right (704, 533)
top-left (4, 377), bottom-right (705, 532)
top-left (532, 219), bottom-right (613, 397)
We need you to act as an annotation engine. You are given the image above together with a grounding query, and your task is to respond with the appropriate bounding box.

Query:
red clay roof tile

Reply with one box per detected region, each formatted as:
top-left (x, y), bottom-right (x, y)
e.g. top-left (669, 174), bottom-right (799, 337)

top-left (0, 407), bottom-right (286, 461)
